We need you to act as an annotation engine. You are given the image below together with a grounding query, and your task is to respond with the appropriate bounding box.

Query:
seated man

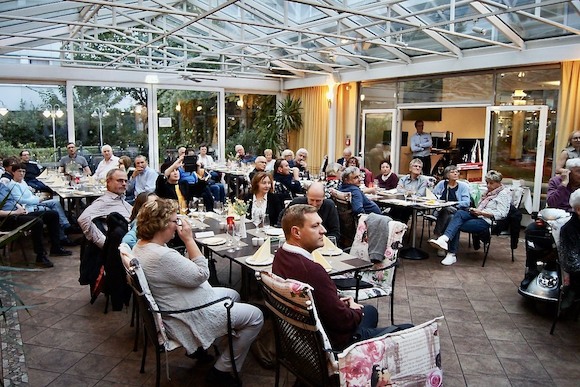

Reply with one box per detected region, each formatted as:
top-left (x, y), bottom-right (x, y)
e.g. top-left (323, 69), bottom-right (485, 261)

top-left (338, 166), bottom-right (381, 215)
top-left (1, 157), bottom-right (18, 184)
top-left (280, 182), bottom-right (340, 240)
top-left (20, 150), bottom-right (52, 193)
top-left (0, 184), bottom-right (71, 267)
top-left (78, 169), bottom-right (133, 249)
top-left (5, 164), bottom-right (76, 246)
top-left (272, 204), bottom-right (411, 350)
top-left (93, 145), bottom-right (120, 180)
top-left (273, 158), bottom-right (302, 201)
top-left (337, 147), bottom-right (352, 168)
top-left (235, 144), bottom-right (255, 164)
top-left (429, 170), bottom-right (510, 266)
top-left (289, 148), bottom-right (309, 178)
top-left (520, 158), bottom-right (580, 288)
top-left (126, 155), bottom-right (158, 201)
top-left (389, 158), bottom-right (429, 223)
top-left (59, 142), bottom-right (91, 176)
top-left (248, 156), bottom-right (267, 182)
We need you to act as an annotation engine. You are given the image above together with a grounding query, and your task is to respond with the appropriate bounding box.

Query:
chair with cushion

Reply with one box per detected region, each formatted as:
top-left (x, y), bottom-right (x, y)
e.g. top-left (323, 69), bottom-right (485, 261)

top-left (120, 246), bottom-right (238, 387)
top-left (256, 271), bottom-right (443, 387)
top-left (335, 214), bottom-right (407, 325)
top-left (474, 204), bottom-right (522, 267)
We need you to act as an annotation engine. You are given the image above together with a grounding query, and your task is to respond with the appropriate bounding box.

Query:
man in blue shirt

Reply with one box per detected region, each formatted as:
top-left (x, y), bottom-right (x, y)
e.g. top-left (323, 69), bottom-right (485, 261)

top-left (126, 155), bottom-right (158, 202)
top-left (409, 120), bottom-right (433, 175)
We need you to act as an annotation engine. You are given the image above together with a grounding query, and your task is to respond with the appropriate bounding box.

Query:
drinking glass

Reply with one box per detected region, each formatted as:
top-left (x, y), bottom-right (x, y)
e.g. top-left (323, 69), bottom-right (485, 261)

top-left (262, 214), bottom-right (270, 230)
top-left (214, 201), bottom-right (224, 216)
top-left (227, 223), bottom-right (235, 252)
top-left (197, 203), bottom-right (206, 226)
top-left (233, 222), bottom-right (243, 250)
top-left (188, 199), bottom-right (198, 217)
top-left (327, 235), bottom-right (338, 253)
top-left (252, 214), bottom-right (262, 232)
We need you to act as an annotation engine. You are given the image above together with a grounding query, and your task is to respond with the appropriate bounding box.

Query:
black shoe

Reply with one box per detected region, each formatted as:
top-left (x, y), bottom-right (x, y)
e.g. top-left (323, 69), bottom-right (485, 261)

top-left (520, 271), bottom-right (539, 289)
top-left (65, 224), bottom-right (82, 235)
top-left (50, 247), bottom-right (72, 256)
top-left (186, 347), bottom-right (215, 364)
top-left (472, 235), bottom-right (481, 251)
top-left (205, 367), bottom-right (242, 387)
top-left (60, 237), bottom-right (79, 247)
top-left (35, 255), bottom-right (54, 268)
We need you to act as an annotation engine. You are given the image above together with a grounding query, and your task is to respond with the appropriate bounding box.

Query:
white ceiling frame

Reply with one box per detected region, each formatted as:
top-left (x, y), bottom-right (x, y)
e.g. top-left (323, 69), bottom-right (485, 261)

top-left (69, 4), bottom-right (103, 38)
top-left (470, 1), bottom-right (525, 48)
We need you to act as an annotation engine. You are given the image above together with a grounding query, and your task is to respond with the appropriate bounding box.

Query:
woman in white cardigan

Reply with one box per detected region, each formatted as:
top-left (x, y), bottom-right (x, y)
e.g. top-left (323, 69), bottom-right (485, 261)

top-left (132, 198), bottom-right (263, 385)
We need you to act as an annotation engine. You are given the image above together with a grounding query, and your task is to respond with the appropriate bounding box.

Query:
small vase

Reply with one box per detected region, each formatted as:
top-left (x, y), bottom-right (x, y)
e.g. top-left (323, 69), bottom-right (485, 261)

top-left (236, 215), bottom-right (248, 238)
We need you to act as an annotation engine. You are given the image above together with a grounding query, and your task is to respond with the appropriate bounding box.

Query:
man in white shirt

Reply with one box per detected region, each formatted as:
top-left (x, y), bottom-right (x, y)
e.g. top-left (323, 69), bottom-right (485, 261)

top-left (409, 120), bottom-right (433, 175)
top-left (78, 169), bottom-right (133, 248)
top-left (93, 145), bottom-right (120, 180)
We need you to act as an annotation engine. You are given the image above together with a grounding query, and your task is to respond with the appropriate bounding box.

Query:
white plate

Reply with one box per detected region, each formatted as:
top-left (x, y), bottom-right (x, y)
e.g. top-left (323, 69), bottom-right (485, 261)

top-left (245, 255), bottom-right (274, 266)
top-left (201, 237), bottom-right (227, 246)
top-left (317, 247), bottom-right (343, 256)
top-left (264, 227), bottom-right (284, 236)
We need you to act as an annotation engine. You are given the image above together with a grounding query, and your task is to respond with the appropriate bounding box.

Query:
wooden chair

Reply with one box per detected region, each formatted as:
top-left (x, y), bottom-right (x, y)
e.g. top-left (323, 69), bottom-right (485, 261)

top-left (120, 246), bottom-right (238, 387)
top-left (256, 271), bottom-right (443, 387)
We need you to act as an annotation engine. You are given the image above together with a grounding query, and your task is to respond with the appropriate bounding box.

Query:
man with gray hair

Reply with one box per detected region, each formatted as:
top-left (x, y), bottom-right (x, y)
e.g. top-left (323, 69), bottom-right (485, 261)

top-left (126, 155), bottom-right (158, 200)
top-left (93, 145), bottom-right (119, 180)
top-left (338, 166), bottom-right (381, 215)
top-left (289, 148), bottom-right (308, 175)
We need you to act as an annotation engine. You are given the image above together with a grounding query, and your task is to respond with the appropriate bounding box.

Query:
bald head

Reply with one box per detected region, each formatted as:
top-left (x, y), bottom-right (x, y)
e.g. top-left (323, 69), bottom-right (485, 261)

top-left (306, 182), bottom-right (325, 209)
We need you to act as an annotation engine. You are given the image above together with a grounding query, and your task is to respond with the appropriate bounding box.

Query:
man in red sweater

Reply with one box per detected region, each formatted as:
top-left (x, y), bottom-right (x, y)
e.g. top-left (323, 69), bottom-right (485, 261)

top-left (272, 204), bottom-right (411, 350)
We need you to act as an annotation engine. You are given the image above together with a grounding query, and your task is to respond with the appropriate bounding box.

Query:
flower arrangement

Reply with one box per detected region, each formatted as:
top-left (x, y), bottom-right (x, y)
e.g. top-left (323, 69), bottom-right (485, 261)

top-left (226, 197), bottom-right (249, 217)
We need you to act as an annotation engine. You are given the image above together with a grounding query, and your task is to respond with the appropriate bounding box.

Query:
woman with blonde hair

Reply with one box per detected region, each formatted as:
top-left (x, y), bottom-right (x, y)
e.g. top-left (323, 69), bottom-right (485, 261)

top-left (132, 198), bottom-right (263, 385)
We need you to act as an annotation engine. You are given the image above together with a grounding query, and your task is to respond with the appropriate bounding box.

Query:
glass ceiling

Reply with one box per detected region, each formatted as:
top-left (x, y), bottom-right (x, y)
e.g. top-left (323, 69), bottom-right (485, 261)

top-left (0, 0), bottom-right (578, 82)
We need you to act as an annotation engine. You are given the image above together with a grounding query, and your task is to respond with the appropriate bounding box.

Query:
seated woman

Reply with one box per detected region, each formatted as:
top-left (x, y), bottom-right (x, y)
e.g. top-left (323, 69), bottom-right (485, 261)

top-left (431, 165), bottom-right (471, 256)
top-left (429, 170), bottom-right (510, 266)
top-left (559, 190), bottom-right (580, 308)
top-left (375, 160), bottom-right (398, 190)
top-left (323, 162), bottom-right (342, 198)
top-left (243, 172), bottom-right (283, 227)
top-left (338, 166), bottom-right (381, 216)
top-left (132, 198), bottom-right (264, 385)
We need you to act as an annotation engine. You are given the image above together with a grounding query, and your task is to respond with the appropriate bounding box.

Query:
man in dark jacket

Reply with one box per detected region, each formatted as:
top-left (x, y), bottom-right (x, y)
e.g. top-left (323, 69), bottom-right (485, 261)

top-left (279, 182), bottom-right (340, 240)
top-left (20, 150), bottom-right (52, 192)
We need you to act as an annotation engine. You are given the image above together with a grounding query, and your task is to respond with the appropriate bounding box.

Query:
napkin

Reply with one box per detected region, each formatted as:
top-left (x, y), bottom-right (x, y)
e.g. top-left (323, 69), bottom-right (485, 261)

top-left (251, 237), bottom-right (271, 263)
top-left (38, 169), bottom-right (48, 178)
top-left (425, 188), bottom-right (438, 200)
top-left (312, 250), bottom-right (332, 271)
top-left (52, 177), bottom-right (66, 186)
top-left (323, 235), bottom-right (338, 251)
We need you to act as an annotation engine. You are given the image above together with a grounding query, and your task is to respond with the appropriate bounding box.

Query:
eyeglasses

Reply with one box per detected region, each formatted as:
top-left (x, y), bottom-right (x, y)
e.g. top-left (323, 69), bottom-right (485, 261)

top-left (572, 137), bottom-right (580, 140)
top-left (115, 179), bottom-right (128, 183)
top-left (170, 218), bottom-right (183, 226)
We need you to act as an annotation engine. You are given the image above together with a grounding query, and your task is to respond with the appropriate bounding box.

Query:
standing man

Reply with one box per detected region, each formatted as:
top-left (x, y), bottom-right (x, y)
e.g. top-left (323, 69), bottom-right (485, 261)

top-left (272, 205), bottom-right (411, 350)
top-left (410, 120), bottom-right (433, 175)
top-left (93, 145), bottom-right (120, 180)
top-left (78, 169), bottom-right (133, 248)
top-left (20, 150), bottom-right (52, 193)
top-left (126, 155), bottom-right (158, 201)
top-left (59, 142), bottom-right (92, 176)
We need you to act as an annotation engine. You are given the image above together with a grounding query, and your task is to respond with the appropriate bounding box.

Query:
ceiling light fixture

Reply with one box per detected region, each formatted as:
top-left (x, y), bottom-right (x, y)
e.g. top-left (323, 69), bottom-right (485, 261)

top-left (472, 26), bottom-right (487, 34)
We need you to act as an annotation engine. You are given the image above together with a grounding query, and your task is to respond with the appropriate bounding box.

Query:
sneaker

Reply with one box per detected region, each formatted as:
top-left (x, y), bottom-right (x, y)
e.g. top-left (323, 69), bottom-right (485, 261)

top-left (35, 255), bottom-right (54, 268)
top-left (437, 249), bottom-right (446, 257)
top-left (429, 236), bottom-right (448, 252)
top-left (441, 253), bottom-right (457, 266)
top-left (205, 367), bottom-right (242, 387)
top-left (50, 248), bottom-right (72, 256)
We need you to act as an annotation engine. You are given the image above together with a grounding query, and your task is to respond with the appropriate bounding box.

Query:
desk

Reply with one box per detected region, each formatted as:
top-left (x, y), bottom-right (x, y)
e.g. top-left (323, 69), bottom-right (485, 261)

top-left (378, 198), bottom-right (457, 260)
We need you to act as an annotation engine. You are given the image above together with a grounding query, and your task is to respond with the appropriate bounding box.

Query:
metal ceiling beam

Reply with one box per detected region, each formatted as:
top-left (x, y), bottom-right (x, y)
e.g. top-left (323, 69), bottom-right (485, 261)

top-left (470, 1), bottom-right (524, 48)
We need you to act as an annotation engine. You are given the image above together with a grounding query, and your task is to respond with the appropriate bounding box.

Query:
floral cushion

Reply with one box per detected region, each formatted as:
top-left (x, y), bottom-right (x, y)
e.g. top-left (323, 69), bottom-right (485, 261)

top-left (337, 317), bottom-right (443, 387)
top-left (338, 266), bottom-right (395, 301)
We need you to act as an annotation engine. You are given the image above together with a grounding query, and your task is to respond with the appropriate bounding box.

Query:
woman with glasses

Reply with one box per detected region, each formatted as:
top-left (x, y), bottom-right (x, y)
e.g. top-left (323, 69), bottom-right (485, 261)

top-left (429, 170), bottom-right (510, 266)
top-left (556, 130), bottom-right (580, 174)
top-left (132, 198), bottom-right (263, 385)
top-left (431, 165), bottom-right (471, 256)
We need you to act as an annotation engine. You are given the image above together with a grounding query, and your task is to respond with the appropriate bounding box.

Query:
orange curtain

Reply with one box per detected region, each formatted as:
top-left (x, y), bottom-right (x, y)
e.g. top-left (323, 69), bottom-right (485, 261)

top-left (558, 61), bottom-right (580, 156)
top-left (288, 87), bottom-right (329, 172)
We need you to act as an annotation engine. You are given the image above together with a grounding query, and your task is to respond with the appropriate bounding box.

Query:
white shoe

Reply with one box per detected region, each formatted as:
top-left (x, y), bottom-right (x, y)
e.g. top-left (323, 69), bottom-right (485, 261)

top-left (441, 253), bottom-right (457, 266)
top-left (429, 236), bottom-right (448, 252)
top-left (437, 249), bottom-right (446, 257)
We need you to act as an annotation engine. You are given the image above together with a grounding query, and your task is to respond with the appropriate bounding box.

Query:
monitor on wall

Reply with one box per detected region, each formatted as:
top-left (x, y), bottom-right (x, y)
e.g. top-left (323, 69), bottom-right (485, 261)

top-left (402, 108), bottom-right (442, 122)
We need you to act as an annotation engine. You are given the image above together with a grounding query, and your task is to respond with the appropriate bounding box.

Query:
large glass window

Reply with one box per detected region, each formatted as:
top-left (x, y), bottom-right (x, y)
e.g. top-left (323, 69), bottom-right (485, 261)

top-left (156, 89), bottom-right (219, 163)
top-left (72, 85), bottom-right (148, 172)
top-left (0, 84), bottom-right (66, 167)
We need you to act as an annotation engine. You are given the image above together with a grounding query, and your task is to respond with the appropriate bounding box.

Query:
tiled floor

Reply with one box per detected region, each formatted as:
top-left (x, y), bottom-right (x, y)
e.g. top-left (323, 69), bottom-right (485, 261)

top-left (5, 231), bottom-right (580, 386)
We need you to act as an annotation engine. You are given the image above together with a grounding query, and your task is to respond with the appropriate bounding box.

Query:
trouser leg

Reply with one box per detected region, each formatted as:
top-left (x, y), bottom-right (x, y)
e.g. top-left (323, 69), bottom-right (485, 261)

top-left (434, 206), bottom-right (457, 236)
top-left (39, 199), bottom-right (70, 228)
top-left (212, 287), bottom-right (264, 373)
top-left (40, 210), bottom-right (62, 250)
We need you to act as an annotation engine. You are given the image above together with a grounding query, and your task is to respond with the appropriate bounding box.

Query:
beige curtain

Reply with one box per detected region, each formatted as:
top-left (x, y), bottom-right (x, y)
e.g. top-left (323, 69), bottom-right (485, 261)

top-left (288, 87), bottom-right (328, 172)
top-left (558, 61), bottom-right (580, 154)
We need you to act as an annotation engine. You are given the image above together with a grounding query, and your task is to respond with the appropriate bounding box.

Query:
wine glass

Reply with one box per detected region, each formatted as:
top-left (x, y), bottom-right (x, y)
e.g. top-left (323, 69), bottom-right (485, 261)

top-left (252, 213), bottom-right (262, 232)
top-left (188, 199), bottom-right (198, 218)
top-left (233, 222), bottom-right (243, 250)
top-left (214, 201), bottom-right (223, 216)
